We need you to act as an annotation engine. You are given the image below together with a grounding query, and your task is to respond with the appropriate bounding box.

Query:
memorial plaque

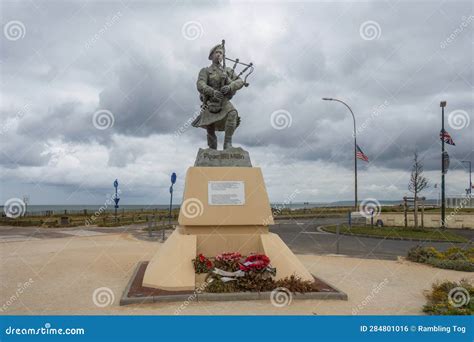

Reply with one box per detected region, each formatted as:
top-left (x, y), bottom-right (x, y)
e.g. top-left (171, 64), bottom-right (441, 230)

top-left (208, 181), bottom-right (245, 205)
top-left (194, 147), bottom-right (252, 167)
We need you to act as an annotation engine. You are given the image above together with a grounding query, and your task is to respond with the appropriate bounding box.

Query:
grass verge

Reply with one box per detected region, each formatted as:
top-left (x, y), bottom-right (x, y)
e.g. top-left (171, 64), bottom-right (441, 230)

top-left (322, 225), bottom-right (468, 243)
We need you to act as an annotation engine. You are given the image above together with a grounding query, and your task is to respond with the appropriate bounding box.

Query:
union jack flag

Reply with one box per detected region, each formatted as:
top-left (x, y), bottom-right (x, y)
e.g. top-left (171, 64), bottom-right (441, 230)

top-left (356, 144), bottom-right (369, 162)
top-left (440, 129), bottom-right (455, 146)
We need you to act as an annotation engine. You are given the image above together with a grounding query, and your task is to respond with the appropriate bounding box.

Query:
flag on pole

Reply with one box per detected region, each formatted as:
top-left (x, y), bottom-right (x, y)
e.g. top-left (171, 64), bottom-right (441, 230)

top-left (356, 144), bottom-right (369, 162)
top-left (440, 129), bottom-right (455, 145)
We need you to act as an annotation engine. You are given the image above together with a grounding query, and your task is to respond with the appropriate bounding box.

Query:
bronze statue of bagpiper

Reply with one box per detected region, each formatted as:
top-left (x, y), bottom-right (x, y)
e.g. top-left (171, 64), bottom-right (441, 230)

top-left (192, 40), bottom-right (254, 150)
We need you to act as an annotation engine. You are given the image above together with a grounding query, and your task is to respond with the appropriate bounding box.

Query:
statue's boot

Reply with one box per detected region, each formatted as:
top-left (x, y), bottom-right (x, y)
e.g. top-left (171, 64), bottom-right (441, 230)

top-left (206, 126), bottom-right (217, 150)
top-left (224, 111), bottom-right (237, 150)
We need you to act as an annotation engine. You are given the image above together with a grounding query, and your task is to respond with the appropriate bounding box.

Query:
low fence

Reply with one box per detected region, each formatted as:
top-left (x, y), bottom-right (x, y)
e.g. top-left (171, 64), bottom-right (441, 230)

top-left (370, 212), bottom-right (473, 229)
top-left (7, 207), bottom-right (175, 217)
top-left (1, 212), bottom-right (179, 228)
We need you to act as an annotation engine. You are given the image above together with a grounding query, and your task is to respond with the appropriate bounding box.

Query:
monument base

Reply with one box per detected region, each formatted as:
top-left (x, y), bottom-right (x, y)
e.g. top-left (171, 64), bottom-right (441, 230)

top-left (142, 166), bottom-right (314, 291)
top-left (142, 227), bottom-right (314, 290)
top-left (122, 261), bottom-right (348, 305)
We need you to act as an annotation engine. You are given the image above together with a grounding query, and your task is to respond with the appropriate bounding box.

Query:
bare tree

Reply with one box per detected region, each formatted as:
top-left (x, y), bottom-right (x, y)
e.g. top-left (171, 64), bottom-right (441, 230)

top-left (408, 152), bottom-right (429, 229)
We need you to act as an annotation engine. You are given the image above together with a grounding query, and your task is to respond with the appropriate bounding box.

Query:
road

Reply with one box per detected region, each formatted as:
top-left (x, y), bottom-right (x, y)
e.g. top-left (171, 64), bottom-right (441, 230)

top-left (271, 218), bottom-right (473, 260)
top-left (0, 218), bottom-right (472, 260)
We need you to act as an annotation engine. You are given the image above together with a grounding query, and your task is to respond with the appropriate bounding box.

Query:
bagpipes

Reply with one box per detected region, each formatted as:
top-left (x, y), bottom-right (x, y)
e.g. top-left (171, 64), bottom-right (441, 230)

top-left (221, 39), bottom-right (254, 87)
top-left (193, 40), bottom-right (254, 125)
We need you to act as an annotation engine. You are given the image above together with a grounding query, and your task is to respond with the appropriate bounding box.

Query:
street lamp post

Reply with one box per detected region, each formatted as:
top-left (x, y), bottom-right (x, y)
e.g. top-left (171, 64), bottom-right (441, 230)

top-left (440, 101), bottom-right (446, 229)
top-left (461, 160), bottom-right (472, 196)
top-left (323, 98), bottom-right (358, 210)
top-left (167, 172), bottom-right (177, 242)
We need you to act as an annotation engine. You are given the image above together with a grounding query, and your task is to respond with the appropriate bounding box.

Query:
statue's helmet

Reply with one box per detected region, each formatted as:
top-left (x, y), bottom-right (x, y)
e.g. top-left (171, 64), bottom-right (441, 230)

top-left (208, 43), bottom-right (224, 60)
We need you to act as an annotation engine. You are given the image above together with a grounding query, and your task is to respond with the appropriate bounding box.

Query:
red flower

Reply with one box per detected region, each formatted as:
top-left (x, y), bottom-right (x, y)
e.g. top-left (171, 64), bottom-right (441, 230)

top-left (239, 254), bottom-right (271, 271)
top-left (216, 252), bottom-right (242, 261)
top-left (193, 254), bottom-right (213, 273)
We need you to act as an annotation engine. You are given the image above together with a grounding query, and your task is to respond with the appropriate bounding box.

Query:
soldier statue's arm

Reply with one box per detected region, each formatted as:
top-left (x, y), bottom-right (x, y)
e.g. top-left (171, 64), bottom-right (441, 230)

top-left (196, 67), bottom-right (216, 98)
top-left (221, 68), bottom-right (245, 99)
top-left (225, 67), bottom-right (244, 96)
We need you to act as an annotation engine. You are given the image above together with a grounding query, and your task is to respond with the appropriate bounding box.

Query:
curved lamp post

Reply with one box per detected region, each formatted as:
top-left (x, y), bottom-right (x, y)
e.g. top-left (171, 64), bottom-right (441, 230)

top-left (167, 172), bottom-right (177, 242)
top-left (322, 97), bottom-right (358, 210)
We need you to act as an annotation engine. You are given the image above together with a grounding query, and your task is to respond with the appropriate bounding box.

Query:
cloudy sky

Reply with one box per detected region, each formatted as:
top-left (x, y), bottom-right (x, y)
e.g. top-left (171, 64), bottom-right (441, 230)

top-left (1, 0), bottom-right (472, 205)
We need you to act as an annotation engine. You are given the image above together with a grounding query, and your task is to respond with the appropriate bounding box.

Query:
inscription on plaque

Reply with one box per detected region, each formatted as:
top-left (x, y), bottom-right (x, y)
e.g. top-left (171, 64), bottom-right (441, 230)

top-left (194, 147), bottom-right (252, 167)
top-left (208, 181), bottom-right (245, 205)
top-left (202, 152), bottom-right (244, 160)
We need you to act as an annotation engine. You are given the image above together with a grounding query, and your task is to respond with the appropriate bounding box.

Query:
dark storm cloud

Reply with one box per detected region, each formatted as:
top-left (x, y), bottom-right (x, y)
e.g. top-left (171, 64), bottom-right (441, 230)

top-left (0, 0), bottom-right (472, 203)
top-left (96, 53), bottom-right (198, 137)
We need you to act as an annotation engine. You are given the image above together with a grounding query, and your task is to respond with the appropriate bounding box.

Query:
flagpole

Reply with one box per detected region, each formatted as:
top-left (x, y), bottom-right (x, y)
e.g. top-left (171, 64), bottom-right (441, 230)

top-left (323, 98), bottom-right (358, 210)
top-left (440, 101), bottom-right (446, 229)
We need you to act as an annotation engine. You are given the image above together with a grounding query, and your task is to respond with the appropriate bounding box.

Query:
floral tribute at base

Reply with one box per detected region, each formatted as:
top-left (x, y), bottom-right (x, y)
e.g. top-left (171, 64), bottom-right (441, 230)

top-left (192, 252), bottom-right (316, 293)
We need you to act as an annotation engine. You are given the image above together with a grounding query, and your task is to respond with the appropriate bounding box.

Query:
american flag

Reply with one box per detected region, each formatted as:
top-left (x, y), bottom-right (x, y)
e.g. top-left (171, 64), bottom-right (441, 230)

top-left (440, 129), bottom-right (455, 145)
top-left (356, 144), bottom-right (369, 162)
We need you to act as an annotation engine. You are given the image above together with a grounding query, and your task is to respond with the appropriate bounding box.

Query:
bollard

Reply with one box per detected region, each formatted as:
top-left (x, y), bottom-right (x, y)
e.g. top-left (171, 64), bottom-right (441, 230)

top-left (161, 219), bottom-right (166, 242)
top-left (370, 209), bottom-right (374, 228)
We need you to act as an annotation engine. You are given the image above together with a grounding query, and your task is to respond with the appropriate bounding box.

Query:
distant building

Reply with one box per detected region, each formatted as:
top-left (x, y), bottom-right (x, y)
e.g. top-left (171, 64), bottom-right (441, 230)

top-left (446, 195), bottom-right (474, 208)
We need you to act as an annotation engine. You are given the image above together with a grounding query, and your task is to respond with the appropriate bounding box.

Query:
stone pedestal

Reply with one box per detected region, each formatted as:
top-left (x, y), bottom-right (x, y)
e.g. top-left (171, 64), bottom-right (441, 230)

top-left (142, 155), bottom-right (314, 291)
top-left (194, 147), bottom-right (252, 167)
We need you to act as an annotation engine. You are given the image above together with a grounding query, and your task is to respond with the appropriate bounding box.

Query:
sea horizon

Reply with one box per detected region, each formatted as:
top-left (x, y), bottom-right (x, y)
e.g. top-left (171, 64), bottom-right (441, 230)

top-left (0, 199), bottom-right (443, 215)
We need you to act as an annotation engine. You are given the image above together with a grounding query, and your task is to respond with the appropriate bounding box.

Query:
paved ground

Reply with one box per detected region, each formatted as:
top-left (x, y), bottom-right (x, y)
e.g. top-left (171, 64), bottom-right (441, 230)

top-left (1, 218), bottom-right (472, 260)
top-left (1, 232), bottom-right (472, 315)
